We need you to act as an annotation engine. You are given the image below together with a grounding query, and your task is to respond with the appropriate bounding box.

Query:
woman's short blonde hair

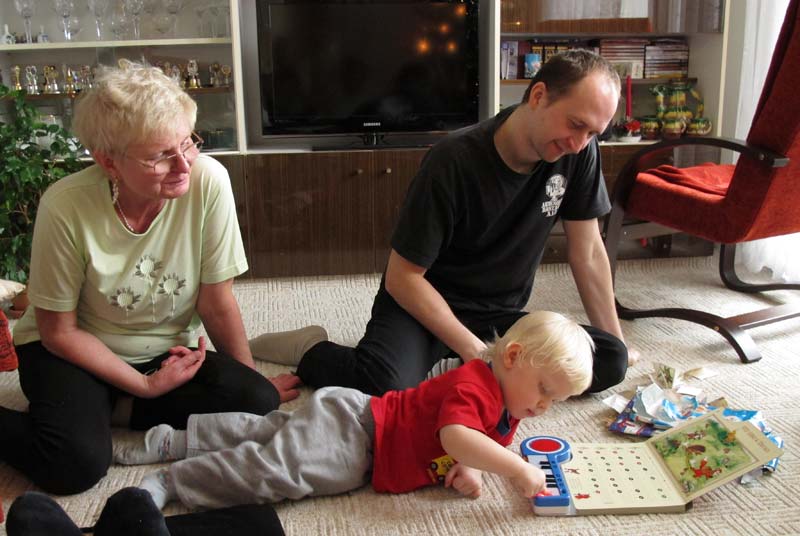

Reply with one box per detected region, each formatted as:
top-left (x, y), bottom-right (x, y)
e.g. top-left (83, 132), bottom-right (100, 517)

top-left (72, 60), bottom-right (197, 154)
top-left (485, 311), bottom-right (594, 394)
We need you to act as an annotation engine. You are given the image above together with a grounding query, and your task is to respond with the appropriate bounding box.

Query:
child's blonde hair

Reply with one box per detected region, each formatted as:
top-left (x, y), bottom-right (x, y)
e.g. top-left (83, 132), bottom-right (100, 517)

top-left (485, 311), bottom-right (594, 394)
top-left (72, 60), bottom-right (197, 155)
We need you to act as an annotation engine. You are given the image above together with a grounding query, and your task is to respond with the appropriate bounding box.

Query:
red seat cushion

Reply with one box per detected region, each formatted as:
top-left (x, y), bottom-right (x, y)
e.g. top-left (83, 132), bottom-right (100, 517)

top-left (638, 163), bottom-right (733, 196)
top-left (626, 163), bottom-right (746, 243)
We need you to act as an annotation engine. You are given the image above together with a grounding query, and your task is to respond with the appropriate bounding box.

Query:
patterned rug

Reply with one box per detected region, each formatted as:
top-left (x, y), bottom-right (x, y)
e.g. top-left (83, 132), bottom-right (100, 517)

top-left (1, 256), bottom-right (798, 535)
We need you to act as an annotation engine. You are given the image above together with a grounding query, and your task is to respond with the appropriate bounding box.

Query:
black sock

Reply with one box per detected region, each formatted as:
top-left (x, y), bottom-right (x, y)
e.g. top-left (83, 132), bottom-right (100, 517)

top-left (91, 487), bottom-right (169, 536)
top-left (6, 492), bottom-right (82, 536)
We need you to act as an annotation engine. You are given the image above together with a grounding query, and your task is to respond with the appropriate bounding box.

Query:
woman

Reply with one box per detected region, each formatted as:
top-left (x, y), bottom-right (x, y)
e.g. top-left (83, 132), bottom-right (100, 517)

top-left (0, 61), bottom-right (321, 495)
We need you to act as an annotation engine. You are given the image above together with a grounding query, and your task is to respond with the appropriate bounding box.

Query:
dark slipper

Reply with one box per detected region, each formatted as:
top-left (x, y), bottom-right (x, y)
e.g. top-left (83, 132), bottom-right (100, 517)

top-left (92, 487), bottom-right (169, 536)
top-left (6, 492), bottom-right (82, 536)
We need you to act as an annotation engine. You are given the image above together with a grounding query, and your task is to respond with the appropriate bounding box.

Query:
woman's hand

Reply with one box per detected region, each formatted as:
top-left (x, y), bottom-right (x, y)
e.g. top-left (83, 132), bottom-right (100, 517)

top-left (269, 373), bottom-right (302, 403)
top-left (142, 337), bottom-right (207, 398)
top-left (444, 463), bottom-right (483, 498)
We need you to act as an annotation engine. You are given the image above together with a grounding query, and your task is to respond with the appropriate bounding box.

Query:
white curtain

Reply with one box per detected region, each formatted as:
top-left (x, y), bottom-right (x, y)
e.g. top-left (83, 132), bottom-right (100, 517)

top-left (734, 0), bottom-right (800, 283)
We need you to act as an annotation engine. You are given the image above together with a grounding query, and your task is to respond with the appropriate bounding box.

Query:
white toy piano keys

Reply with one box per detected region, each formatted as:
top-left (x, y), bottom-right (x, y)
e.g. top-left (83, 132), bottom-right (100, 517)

top-left (521, 410), bottom-right (783, 515)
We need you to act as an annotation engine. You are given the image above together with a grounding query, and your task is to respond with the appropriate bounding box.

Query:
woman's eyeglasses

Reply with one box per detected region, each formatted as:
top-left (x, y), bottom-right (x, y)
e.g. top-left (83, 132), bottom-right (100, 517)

top-left (128, 132), bottom-right (204, 174)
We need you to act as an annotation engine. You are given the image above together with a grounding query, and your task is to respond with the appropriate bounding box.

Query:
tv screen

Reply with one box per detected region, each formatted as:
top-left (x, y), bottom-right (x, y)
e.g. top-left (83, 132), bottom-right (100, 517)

top-left (256, 0), bottom-right (480, 137)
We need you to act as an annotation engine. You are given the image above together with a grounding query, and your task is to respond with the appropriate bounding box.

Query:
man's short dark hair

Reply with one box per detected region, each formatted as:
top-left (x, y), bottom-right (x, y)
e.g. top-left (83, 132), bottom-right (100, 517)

top-left (521, 49), bottom-right (621, 104)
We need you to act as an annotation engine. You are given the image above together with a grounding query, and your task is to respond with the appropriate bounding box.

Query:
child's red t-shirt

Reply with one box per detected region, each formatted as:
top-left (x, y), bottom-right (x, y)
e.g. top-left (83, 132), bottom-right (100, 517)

top-left (370, 359), bottom-right (519, 493)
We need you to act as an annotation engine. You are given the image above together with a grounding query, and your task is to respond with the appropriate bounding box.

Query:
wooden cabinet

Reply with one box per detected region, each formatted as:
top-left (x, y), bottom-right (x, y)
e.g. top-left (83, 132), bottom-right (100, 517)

top-left (599, 143), bottom-right (644, 196)
top-left (239, 149), bottom-right (426, 278)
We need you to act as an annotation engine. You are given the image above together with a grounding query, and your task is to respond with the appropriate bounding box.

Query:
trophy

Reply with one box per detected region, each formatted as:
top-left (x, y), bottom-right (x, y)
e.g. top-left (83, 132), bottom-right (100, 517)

top-left (12, 65), bottom-right (23, 91)
top-left (80, 65), bottom-right (94, 90)
top-left (169, 64), bottom-right (183, 87)
top-left (220, 64), bottom-right (232, 87)
top-left (209, 62), bottom-right (220, 87)
top-left (62, 65), bottom-right (76, 94)
top-left (25, 65), bottom-right (40, 95)
top-left (43, 65), bottom-right (60, 94)
top-left (186, 59), bottom-right (200, 89)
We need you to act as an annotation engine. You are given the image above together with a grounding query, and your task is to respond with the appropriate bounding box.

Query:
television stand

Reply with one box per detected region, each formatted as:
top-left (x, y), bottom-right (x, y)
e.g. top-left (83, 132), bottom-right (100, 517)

top-left (360, 132), bottom-right (386, 146)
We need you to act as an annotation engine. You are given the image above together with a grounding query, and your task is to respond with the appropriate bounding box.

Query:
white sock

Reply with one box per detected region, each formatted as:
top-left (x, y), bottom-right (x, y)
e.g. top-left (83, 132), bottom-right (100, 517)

top-left (426, 357), bottom-right (463, 380)
top-left (140, 468), bottom-right (177, 509)
top-left (114, 424), bottom-right (187, 465)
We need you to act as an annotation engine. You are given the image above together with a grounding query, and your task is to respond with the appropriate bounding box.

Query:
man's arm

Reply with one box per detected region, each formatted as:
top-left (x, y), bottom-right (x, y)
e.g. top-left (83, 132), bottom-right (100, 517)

top-left (563, 218), bottom-right (625, 341)
top-left (384, 250), bottom-right (486, 362)
top-left (439, 423), bottom-right (545, 497)
top-left (196, 278), bottom-right (256, 369)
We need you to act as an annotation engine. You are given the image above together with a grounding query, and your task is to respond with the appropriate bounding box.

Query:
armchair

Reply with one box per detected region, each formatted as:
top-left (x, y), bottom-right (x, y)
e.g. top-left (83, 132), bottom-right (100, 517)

top-left (602, 0), bottom-right (800, 363)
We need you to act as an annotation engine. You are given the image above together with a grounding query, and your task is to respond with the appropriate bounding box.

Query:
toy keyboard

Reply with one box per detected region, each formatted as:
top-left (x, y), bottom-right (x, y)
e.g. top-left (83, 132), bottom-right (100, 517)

top-left (520, 436), bottom-right (575, 516)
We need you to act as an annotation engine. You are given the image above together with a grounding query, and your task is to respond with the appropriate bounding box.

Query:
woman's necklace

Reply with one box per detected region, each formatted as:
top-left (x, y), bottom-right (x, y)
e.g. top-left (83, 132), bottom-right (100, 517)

top-left (115, 200), bottom-right (137, 233)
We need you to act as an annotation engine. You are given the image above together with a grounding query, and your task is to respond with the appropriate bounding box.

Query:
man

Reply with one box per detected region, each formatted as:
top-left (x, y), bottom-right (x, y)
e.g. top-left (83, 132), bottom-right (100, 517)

top-left (296, 49), bottom-right (632, 395)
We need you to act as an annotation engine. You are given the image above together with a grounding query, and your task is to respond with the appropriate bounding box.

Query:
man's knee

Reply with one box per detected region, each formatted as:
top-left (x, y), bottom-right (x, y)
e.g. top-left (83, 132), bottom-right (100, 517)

top-left (582, 325), bottom-right (628, 393)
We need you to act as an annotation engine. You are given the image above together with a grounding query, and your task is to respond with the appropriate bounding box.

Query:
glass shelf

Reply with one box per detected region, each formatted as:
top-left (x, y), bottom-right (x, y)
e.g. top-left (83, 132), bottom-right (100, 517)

top-left (0, 38), bottom-right (232, 52)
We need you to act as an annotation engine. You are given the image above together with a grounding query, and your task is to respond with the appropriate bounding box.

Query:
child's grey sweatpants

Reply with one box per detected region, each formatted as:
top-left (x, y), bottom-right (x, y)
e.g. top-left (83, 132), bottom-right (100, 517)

top-left (168, 386), bottom-right (374, 509)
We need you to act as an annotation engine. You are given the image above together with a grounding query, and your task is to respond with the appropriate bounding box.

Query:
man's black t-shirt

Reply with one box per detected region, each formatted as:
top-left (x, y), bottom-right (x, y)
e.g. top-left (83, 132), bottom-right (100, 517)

top-left (390, 104), bottom-right (611, 315)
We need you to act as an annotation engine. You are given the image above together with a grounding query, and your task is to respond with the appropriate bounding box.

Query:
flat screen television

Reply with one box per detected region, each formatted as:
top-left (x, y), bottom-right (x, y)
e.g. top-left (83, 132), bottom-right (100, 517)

top-left (255, 0), bottom-right (480, 140)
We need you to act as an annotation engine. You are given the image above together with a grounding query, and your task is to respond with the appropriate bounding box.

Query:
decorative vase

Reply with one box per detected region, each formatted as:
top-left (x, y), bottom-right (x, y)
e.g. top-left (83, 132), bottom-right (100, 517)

top-left (640, 116), bottom-right (661, 140)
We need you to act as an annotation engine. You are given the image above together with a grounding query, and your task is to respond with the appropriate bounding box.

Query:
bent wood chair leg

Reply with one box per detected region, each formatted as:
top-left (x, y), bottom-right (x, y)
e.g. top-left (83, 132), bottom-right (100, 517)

top-left (720, 243), bottom-right (800, 292)
top-left (615, 300), bottom-right (763, 363)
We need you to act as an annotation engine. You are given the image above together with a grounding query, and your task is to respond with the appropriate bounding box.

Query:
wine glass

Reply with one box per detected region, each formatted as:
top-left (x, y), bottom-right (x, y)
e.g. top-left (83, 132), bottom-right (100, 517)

top-left (14, 0), bottom-right (37, 44)
top-left (153, 12), bottom-right (173, 37)
top-left (109, 3), bottom-right (131, 40)
top-left (122, 0), bottom-right (144, 39)
top-left (53, 0), bottom-right (76, 41)
top-left (164, 0), bottom-right (183, 37)
top-left (87, 0), bottom-right (111, 40)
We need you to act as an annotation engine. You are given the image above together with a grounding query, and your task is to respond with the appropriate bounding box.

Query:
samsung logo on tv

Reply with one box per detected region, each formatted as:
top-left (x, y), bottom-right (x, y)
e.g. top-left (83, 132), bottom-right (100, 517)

top-left (363, 122), bottom-right (382, 127)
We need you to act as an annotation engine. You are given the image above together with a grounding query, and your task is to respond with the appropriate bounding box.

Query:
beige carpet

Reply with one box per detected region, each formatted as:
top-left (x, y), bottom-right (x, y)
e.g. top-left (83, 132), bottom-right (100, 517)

top-left (1, 256), bottom-right (799, 535)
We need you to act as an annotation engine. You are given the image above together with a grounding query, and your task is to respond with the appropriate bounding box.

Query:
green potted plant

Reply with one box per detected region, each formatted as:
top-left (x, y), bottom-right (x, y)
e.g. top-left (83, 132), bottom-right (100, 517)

top-left (0, 83), bottom-right (84, 294)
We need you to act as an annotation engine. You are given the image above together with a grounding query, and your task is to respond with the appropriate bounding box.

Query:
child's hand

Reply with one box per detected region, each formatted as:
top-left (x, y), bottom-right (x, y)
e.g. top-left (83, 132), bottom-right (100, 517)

top-left (510, 463), bottom-right (546, 498)
top-left (444, 463), bottom-right (483, 498)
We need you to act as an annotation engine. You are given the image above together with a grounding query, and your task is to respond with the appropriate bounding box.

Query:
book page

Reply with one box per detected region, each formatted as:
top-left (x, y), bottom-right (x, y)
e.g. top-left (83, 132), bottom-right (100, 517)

top-left (561, 443), bottom-right (686, 514)
top-left (648, 410), bottom-right (783, 503)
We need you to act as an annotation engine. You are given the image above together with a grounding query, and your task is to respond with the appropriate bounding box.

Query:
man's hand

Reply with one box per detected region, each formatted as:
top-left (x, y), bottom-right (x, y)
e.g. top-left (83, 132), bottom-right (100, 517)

top-left (269, 373), bottom-right (303, 403)
top-left (509, 462), bottom-right (546, 498)
top-left (143, 337), bottom-right (207, 398)
top-left (444, 463), bottom-right (483, 498)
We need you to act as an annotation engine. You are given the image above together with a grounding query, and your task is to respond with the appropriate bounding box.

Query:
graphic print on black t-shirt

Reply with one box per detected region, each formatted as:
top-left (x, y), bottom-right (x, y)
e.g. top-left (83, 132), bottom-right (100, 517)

top-left (542, 174), bottom-right (567, 217)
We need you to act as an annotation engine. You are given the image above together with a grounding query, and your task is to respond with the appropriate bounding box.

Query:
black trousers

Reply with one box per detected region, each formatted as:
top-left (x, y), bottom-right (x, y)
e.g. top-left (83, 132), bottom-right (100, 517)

top-left (298, 285), bottom-right (628, 396)
top-left (0, 342), bottom-right (279, 495)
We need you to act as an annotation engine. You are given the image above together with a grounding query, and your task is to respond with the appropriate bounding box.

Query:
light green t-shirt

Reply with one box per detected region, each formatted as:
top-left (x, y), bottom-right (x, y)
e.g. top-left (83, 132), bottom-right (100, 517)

top-left (13, 155), bottom-right (248, 364)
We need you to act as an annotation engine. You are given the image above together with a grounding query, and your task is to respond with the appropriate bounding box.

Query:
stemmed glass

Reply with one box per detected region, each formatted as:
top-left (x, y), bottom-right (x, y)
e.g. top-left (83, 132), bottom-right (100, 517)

top-left (122, 0), bottom-right (144, 39)
top-left (109, 2), bottom-right (131, 40)
top-left (14, 0), bottom-right (37, 44)
top-left (165, 0), bottom-right (183, 38)
top-left (87, 0), bottom-right (111, 40)
top-left (53, 0), bottom-right (76, 41)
